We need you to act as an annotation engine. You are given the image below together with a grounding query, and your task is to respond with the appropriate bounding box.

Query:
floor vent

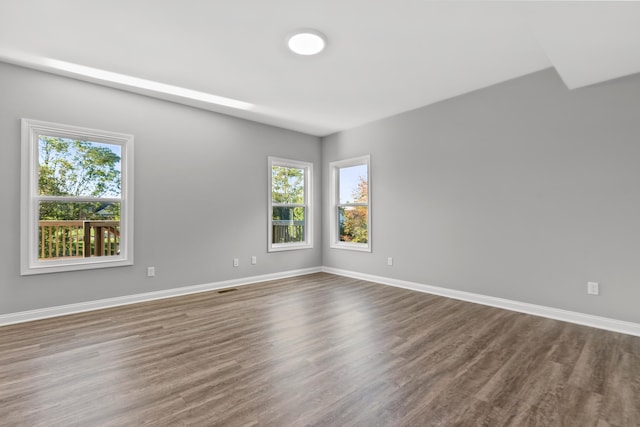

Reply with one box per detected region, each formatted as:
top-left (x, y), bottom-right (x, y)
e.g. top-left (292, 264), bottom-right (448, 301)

top-left (217, 288), bottom-right (238, 294)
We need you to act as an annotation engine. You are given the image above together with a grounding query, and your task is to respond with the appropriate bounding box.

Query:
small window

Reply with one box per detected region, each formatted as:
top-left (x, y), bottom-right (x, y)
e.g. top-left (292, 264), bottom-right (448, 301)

top-left (21, 119), bottom-right (134, 275)
top-left (268, 157), bottom-right (313, 251)
top-left (330, 155), bottom-right (371, 251)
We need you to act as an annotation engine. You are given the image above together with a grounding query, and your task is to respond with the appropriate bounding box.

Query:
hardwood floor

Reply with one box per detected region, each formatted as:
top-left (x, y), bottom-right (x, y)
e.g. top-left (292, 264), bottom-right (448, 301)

top-left (1, 272), bottom-right (639, 426)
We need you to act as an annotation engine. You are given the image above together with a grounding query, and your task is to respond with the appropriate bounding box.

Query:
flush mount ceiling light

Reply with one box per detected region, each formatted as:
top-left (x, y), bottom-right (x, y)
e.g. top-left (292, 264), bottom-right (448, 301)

top-left (287, 30), bottom-right (327, 56)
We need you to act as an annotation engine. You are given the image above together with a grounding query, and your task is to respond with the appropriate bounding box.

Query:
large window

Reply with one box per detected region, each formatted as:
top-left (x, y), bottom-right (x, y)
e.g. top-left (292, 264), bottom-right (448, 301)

top-left (268, 157), bottom-right (313, 251)
top-left (330, 155), bottom-right (370, 251)
top-left (21, 119), bottom-right (134, 275)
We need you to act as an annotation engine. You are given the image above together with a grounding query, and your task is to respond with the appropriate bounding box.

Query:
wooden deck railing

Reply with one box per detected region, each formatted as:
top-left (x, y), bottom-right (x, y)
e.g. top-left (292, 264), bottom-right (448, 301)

top-left (39, 220), bottom-right (120, 260)
top-left (40, 220), bottom-right (300, 259)
top-left (272, 220), bottom-right (304, 244)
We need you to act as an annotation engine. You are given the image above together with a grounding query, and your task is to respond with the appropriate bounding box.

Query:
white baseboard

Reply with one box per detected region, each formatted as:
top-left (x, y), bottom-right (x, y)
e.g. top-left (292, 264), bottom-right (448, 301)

top-left (0, 267), bottom-right (322, 327)
top-left (3, 266), bottom-right (639, 337)
top-left (322, 267), bottom-right (640, 337)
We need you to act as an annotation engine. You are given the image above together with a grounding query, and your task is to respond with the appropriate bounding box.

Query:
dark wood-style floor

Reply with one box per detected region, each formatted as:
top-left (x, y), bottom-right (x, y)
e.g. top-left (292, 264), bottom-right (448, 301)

top-left (1, 273), bottom-right (639, 426)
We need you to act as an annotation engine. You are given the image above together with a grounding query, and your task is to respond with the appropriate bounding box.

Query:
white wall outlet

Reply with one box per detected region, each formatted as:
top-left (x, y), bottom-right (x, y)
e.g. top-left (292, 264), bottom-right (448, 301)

top-left (147, 267), bottom-right (155, 277)
top-left (251, 256), bottom-right (257, 265)
top-left (233, 258), bottom-right (239, 267)
top-left (387, 257), bottom-right (393, 266)
top-left (587, 281), bottom-right (599, 295)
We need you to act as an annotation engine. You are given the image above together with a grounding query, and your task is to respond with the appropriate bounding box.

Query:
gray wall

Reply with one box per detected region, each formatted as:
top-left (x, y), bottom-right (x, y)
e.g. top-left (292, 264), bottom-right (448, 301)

top-left (322, 68), bottom-right (640, 323)
top-left (3, 61), bottom-right (640, 325)
top-left (0, 62), bottom-right (322, 315)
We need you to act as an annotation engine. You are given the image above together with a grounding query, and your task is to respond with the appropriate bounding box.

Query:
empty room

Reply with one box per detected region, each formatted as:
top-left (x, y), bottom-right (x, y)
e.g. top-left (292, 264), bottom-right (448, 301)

top-left (1, 1), bottom-right (639, 426)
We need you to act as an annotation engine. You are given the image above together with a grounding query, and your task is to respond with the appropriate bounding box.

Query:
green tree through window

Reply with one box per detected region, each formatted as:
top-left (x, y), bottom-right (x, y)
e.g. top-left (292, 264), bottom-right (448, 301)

top-left (39, 136), bottom-right (121, 222)
top-left (268, 157), bottom-right (313, 251)
top-left (339, 174), bottom-right (368, 243)
top-left (330, 155), bottom-right (370, 251)
top-left (21, 118), bottom-right (133, 275)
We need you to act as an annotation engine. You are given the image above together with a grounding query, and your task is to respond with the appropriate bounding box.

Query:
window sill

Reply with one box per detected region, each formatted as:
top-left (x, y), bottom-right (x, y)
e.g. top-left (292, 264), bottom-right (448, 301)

top-left (21, 257), bottom-right (133, 275)
top-left (330, 242), bottom-right (371, 252)
top-left (268, 242), bottom-right (313, 252)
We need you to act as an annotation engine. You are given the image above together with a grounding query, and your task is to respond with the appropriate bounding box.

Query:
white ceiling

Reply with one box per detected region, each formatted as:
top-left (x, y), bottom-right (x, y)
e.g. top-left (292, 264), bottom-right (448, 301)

top-left (1, 1), bottom-right (639, 136)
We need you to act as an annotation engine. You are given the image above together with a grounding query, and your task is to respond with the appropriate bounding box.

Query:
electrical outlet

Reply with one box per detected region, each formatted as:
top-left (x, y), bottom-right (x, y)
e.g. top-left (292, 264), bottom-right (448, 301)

top-left (233, 258), bottom-right (239, 267)
top-left (587, 281), bottom-right (599, 295)
top-left (251, 256), bottom-right (257, 265)
top-left (147, 267), bottom-right (155, 277)
top-left (387, 257), bottom-right (393, 266)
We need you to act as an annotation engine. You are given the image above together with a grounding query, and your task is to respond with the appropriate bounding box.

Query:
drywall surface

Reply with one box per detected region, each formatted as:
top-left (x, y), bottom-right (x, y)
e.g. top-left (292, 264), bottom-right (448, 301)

top-left (0, 62), bottom-right (321, 315)
top-left (322, 68), bottom-right (640, 323)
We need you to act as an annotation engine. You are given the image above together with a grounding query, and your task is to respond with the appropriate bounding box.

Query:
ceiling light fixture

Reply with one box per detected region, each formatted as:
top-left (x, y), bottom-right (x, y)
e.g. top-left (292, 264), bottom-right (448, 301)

top-left (287, 30), bottom-right (327, 56)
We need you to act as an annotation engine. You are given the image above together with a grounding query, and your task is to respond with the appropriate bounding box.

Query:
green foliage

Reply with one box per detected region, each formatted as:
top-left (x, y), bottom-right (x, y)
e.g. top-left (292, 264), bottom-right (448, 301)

top-left (339, 175), bottom-right (368, 243)
top-left (39, 202), bottom-right (120, 221)
top-left (38, 137), bottom-right (121, 220)
top-left (272, 166), bottom-right (304, 204)
top-left (272, 206), bottom-right (305, 222)
top-left (271, 165), bottom-right (306, 243)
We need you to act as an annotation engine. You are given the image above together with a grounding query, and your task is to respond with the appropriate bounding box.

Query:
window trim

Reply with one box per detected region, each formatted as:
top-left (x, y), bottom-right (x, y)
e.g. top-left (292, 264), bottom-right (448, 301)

top-left (268, 156), bottom-right (313, 252)
top-left (20, 118), bottom-right (134, 275)
top-left (329, 154), bottom-right (371, 252)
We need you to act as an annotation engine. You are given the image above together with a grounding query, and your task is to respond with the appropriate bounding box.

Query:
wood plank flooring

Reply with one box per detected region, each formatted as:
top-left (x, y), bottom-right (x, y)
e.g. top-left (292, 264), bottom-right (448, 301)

top-left (1, 272), bottom-right (639, 426)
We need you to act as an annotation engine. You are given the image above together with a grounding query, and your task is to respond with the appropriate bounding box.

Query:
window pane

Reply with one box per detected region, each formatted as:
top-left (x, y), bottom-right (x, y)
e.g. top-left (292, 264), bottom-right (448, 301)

top-left (338, 206), bottom-right (368, 243)
top-left (272, 166), bottom-right (304, 204)
top-left (39, 201), bottom-right (120, 221)
top-left (272, 206), bottom-right (305, 243)
top-left (339, 164), bottom-right (368, 204)
top-left (38, 201), bottom-right (120, 260)
top-left (38, 136), bottom-right (122, 198)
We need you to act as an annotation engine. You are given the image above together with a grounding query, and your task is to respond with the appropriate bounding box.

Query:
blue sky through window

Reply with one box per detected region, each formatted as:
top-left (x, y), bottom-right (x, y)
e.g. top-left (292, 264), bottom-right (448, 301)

top-left (339, 164), bottom-right (367, 204)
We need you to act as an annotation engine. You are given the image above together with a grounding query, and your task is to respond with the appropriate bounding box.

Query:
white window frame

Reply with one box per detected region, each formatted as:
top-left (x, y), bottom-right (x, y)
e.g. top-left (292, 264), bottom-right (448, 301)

top-left (329, 155), bottom-right (371, 252)
top-left (20, 118), bottom-right (134, 275)
top-left (268, 156), bottom-right (313, 252)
